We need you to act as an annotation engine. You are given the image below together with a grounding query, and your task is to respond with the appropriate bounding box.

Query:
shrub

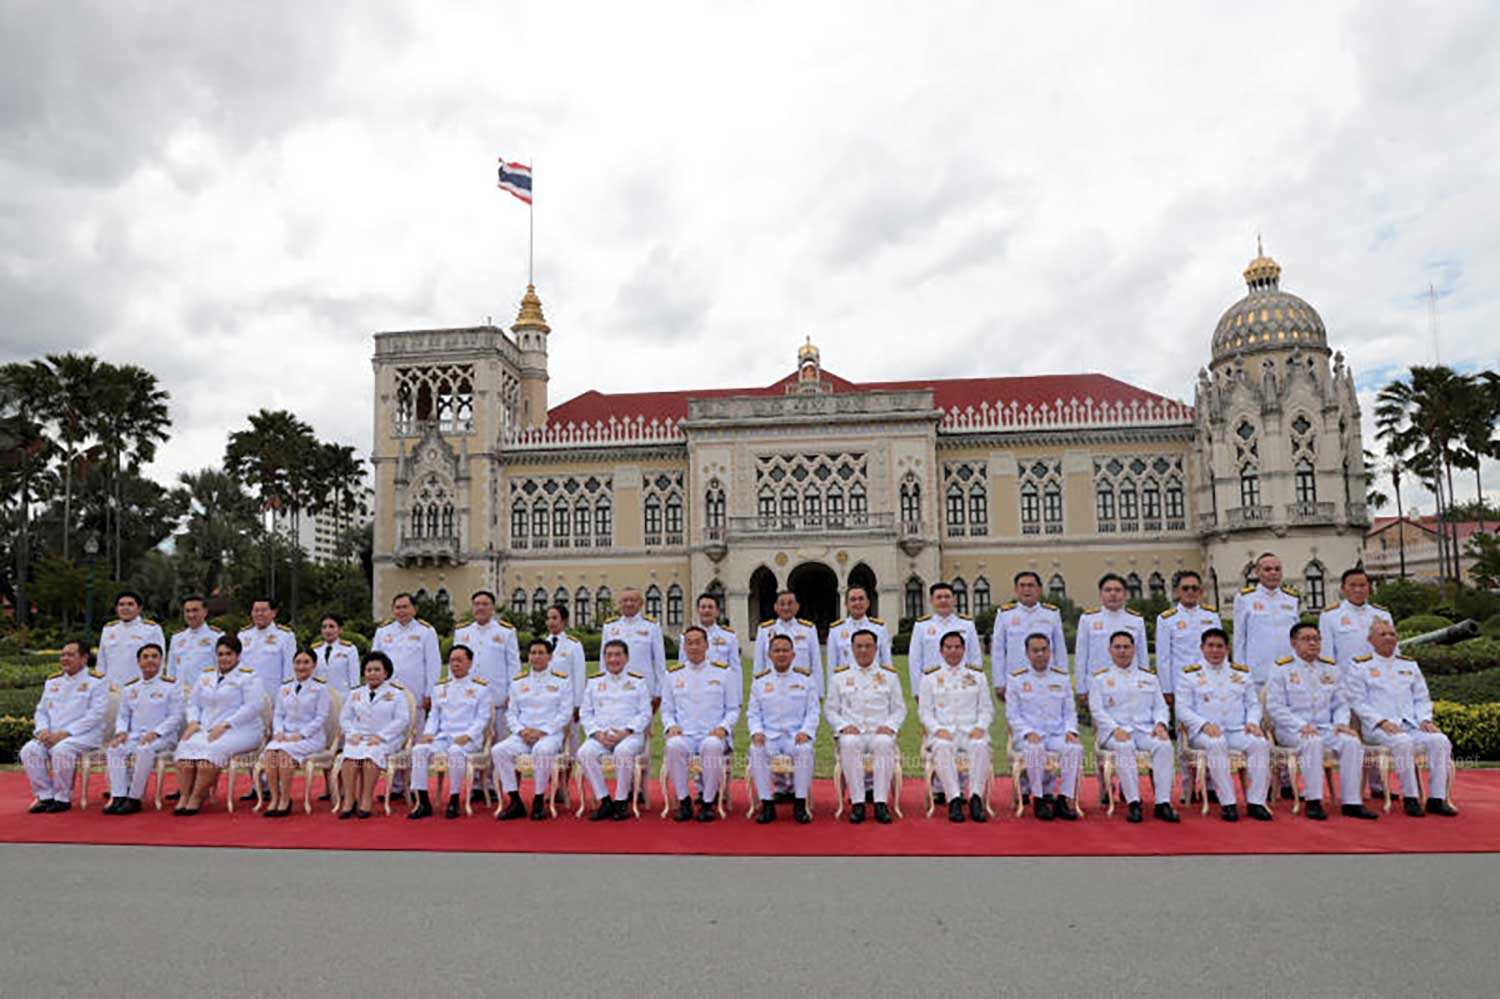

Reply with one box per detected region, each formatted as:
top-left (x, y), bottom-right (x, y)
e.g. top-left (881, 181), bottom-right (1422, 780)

top-left (0, 662), bottom-right (56, 689)
top-left (0, 715), bottom-right (32, 761)
top-left (1407, 638), bottom-right (1500, 676)
top-left (1427, 668), bottom-right (1500, 706)
top-left (1396, 614), bottom-right (1456, 638)
top-left (1432, 701), bottom-right (1500, 761)
top-left (1482, 614), bottom-right (1500, 639)
top-left (1372, 579), bottom-right (1442, 621)
top-left (0, 688), bottom-right (39, 716)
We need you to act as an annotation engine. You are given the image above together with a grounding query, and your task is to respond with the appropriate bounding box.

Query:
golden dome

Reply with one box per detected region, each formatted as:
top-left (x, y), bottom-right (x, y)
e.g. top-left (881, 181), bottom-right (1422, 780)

top-left (512, 284), bottom-right (550, 333)
top-left (1212, 244), bottom-right (1327, 361)
top-left (798, 336), bottom-right (820, 364)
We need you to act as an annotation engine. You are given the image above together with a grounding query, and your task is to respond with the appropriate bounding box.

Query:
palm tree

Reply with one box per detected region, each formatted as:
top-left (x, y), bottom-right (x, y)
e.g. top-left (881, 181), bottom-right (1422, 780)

top-left (1362, 449), bottom-right (1390, 513)
top-left (94, 364), bottom-right (171, 579)
top-left (42, 353), bottom-right (103, 561)
top-left (313, 442), bottom-right (370, 561)
top-left (225, 410), bottom-right (317, 608)
top-left (174, 468), bottom-right (260, 598)
top-left (0, 361), bottom-right (59, 625)
top-left (1457, 371), bottom-right (1499, 533)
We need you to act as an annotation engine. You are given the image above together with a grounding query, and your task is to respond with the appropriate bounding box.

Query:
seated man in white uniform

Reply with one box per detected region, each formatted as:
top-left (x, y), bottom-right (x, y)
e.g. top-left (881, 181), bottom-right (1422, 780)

top-left (577, 639), bottom-right (652, 820)
top-left (918, 630), bottom-right (994, 823)
top-left (104, 643), bottom-right (183, 815)
top-left (748, 634), bottom-right (820, 824)
top-left (1175, 627), bottom-right (1273, 822)
top-left (22, 640), bottom-right (109, 814)
top-left (409, 643), bottom-right (494, 820)
top-left (825, 629), bottom-right (906, 824)
top-left (662, 626), bottom-right (740, 822)
top-left (493, 638), bottom-right (573, 821)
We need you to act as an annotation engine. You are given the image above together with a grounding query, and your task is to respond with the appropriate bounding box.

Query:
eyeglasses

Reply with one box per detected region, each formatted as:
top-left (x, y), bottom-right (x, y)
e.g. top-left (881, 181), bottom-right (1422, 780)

top-left (1179, 584), bottom-right (1201, 591)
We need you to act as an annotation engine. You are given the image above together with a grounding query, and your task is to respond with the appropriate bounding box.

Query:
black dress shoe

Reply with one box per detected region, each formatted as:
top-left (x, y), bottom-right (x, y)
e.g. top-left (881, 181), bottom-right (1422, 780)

top-left (29, 800), bottom-right (53, 814)
top-left (1402, 797), bottom-right (1425, 817)
top-left (103, 798), bottom-right (124, 815)
top-left (673, 798), bottom-right (694, 822)
top-left (356, 809), bottom-right (372, 819)
top-left (933, 791), bottom-right (946, 806)
top-left (1304, 800), bottom-right (1327, 821)
top-left (407, 801), bottom-right (433, 820)
top-left (317, 791), bottom-right (333, 802)
top-left (1247, 803), bottom-right (1273, 821)
top-left (591, 797), bottom-right (616, 821)
top-left (1034, 796), bottom-right (1055, 822)
top-left (773, 790), bottom-right (796, 804)
top-left (756, 801), bottom-right (776, 824)
top-left (793, 799), bottom-right (811, 824)
top-left (1426, 798), bottom-right (1458, 816)
top-left (239, 791), bottom-right (259, 802)
top-left (696, 798), bottom-right (717, 822)
top-left (873, 803), bottom-right (892, 824)
top-left (119, 798), bottom-right (143, 815)
top-left (338, 809), bottom-right (357, 820)
top-left (1055, 799), bottom-right (1079, 821)
top-left (445, 795), bottom-right (462, 819)
top-left (1126, 801), bottom-right (1143, 823)
top-left (1154, 803), bottom-right (1181, 823)
top-left (969, 794), bottom-right (987, 823)
top-left (497, 793), bottom-right (527, 821)
top-left (529, 795), bottom-right (548, 820)
top-left (1279, 786), bottom-right (1296, 801)
top-left (849, 803), bottom-right (866, 824)
top-left (1221, 804), bottom-right (1239, 822)
top-left (612, 799), bottom-right (631, 820)
top-left (48, 800), bottom-right (72, 813)
top-left (1341, 803), bottom-right (1379, 820)
top-left (947, 798), bottom-right (966, 823)
top-left (176, 806), bottom-right (198, 816)
top-left (165, 791), bottom-right (181, 801)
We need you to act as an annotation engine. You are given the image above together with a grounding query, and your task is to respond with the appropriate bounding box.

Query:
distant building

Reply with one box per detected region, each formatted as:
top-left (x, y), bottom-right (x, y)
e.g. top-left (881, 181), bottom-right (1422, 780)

top-left (272, 508), bottom-right (366, 565)
top-left (369, 249), bottom-right (1369, 632)
top-left (1363, 515), bottom-right (1493, 585)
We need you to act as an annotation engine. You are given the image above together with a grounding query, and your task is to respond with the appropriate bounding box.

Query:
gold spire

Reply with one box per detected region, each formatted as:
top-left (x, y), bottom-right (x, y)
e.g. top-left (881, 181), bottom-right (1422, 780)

top-left (1243, 238), bottom-right (1281, 291)
top-left (797, 335), bottom-right (819, 363)
top-left (513, 284), bottom-right (550, 332)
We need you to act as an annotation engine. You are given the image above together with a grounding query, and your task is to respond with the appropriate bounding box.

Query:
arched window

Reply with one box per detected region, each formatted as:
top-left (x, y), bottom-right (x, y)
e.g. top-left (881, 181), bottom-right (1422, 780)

top-left (425, 505), bottom-right (439, 537)
top-left (946, 482), bottom-right (965, 534)
top-left (435, 588), bottom-right (450, 609)
top-left (1047, 574), bottom-right (1067, 601)
top-left (973, 576), bottom-right (992, 614)
top-left (415, 587), bottom-right (429, 605)
top-left (780, 490), bottom-right (799, 522)
top-left (849, 482), bottom-right (868, 520)
top-left (553, 501), bottom-right (569, 546)
top-left (1239, 470), bottom-right (1261, 508)
top-left (1148, 572), bottom-right (1166, 599)
top-left (531, 588), bottom-right (548, 616)
top-left (552, 586), bottom-right (569, 610)
top-left (532, 501), bottom-right (549, 545)
top-left (594, 499), bottom-right (612, 544)
top-left (574, 501), bottom-right (591, 545)
top-left (411, 504), bottom-right (425, 538)
top-left (664, 495), bottom-right (683, 538)
top-left (511, 501), bottom-right (528, 545)
top-left (666, 584), bottom-right (684, 627)
top-left (595, 585), bottom-right (613, 620)
top-left (574, 587), bottom-right (592, 628)
top-left (1043, 482), bottom-right (1063, 528)
top-left (1142, 483), bottom-right (1161, 521)
top-left (900, 477), bottom-right (922, 524)
top-left (1304, 562), bottom-right (1326, 609)
top-left (1126, 573), bottom-right (1143, 601)
top-left (645, 584), bottom-right (663, 620)
top-left (1165, 481), bottom-right (1185, 521)
top-left (826, 484), bottom-right (845, 526)
top-left (1020, 481), bottom-right (1040, 528)
top-left (1295, 462), bottom-right (1317, 504)
top-left (1096, 484), bottom-right (1116, 524)
top-left (705, 481), bottom-right (726, 530)
top-left (968, 485), bottom-right (988, 535)
top-left (904, 576), bottom-right (926, 621)
top-left (952, 577), bottom-right (969, 615)
top-left (510, 588), bottom-right (527, 612)
top-left (804, 488), bottom-right (822, 525)
top-left (757, 486), bottom-right (775, 520)
top-left (643, 496), bottom-right (663, 542)
top-left (1119, 480), bottom-right (1138, 523)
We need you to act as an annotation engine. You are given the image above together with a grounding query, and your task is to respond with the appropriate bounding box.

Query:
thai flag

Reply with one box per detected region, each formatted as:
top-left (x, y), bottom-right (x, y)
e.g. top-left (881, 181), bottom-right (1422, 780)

top-left (497, 159), bottom-right (532, 204)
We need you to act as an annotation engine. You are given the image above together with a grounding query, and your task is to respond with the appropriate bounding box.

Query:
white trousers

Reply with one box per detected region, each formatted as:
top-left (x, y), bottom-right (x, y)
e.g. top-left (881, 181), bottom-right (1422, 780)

top-left (1364, 726), bottom-right (1452, 800)
top-left (106, 735), bottom-right (177, 799)
top-left (665, 734), bottom-right (728, 802)
top-left (1103, 731), bottom-right (1175, 805)
top-left (836, 733), bottom-right (897, 804)
top-left (749, 733), bottom-right (814, 801)
top-left (491, 731), bottom-right (565, 793)
top-left (927, 734), bottom-right (991, 800)
top-left (1188, 730), bottom-right (1269, 806)
top-left (1285, 730), bottom-right (1363, 804)
top-left (577, 732), bottom-right (646, 800)
top-left (1012, 734), bottom-right (1083, 800)
top-left (21, 736), bottom-right (99, 803)
top-left (410, 736), bottom-right (481, 793)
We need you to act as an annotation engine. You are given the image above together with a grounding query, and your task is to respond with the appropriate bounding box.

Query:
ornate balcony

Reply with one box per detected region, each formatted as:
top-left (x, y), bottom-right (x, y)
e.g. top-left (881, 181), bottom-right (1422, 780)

top-left (396, 533), bottom-right (460, 566)
top-left (1225, 505), bottom-right (1273, 528)
top-left (728, 512), bottom-right (895, 538)
top-left (1287, 501), bottom-right (1336, 525)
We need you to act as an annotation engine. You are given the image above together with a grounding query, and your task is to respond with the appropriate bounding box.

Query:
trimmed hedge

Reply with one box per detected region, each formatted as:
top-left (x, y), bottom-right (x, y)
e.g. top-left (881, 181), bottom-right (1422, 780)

top-left (0, 688), bottom-right (40, 717)
top-left (1433, 701), bottom-right (1500, 761)
top-left (1427, 668), bottom-right (1500, 706)
top-left (0, 662), bottom-right (56, 690)
top-left (1, 715), bottom-right (32, 761)
top-left (1408, 638), bottom-right (1500, 676)
top-left (1397, 614), bottom-right (1455, 638)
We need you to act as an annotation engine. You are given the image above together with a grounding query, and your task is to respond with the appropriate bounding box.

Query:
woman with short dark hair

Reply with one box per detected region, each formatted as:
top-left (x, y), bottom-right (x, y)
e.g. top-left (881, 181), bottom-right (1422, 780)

top-left (337, 652), bottom-right (411, 819)
top-left (174, 634), bottom-right (265, 815)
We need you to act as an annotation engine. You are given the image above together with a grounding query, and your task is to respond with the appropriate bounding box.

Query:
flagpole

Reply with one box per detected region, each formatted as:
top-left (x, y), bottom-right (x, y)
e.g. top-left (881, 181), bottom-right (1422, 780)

top-left (528, 158), bottom-right (534, 286)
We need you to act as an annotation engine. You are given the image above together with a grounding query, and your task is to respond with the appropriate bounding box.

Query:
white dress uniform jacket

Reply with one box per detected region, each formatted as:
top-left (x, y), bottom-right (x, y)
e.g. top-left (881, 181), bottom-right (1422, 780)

top-left (106, 674), bottom-right (184, 800)
top-left (577, 668), bottom-right (653, 802)
top-left (176, 667), bottom-right (266, 766)
top-left (754, 617), bottom-right (824, 698)
top-left (339, 681), bottom-right (412, 768)
top-left (1264, 654), bottom-right (1363, 805)
top-left (1345, 652), bottom-right (1452, 801)
top-left (453, 617), bottom-right (520, 705)
top-left (825, 661), bottom-right (906, 804)
top-left (746, 665), bottom-right (820, 801)
top-left (410, 675), bottom-right (494, 793)
top-left (1088, 664), bottom-right (1174, 805)
top-left (661, 659), bottom-right (740, 802)
top-left (907, 613), bottom-right (983, 700)
top-left (237, 624), bottom-right (297, 705)
top-left (1153, 603), bottom-right (1221, 697)
top-left (918, 661), bottom-right (995, 799)
top-left (374, 618), bottom-right (442, 707)
top-left (491, 666), bottom-right (573, 794)
top-left (1175, 660), bottom-right (1269, 806)
top-left (1317, 601), bottom-right (1395, 679)
top-left (1233, 584), bottom-right (1301, 687)
top-left (168, 624), bottom-right (221, 683)
top-left (1005, 664), bottom-right (1083, 799)
top-left (1073, 607), bottom-right (1147, 696)
top-left (21, 668), bottom-right (111, 804)
top-left (990, 601), bottom-right (1067, 686)
top-left (265, 676), bottom-right (334, 763)
top-left (311, 639), bottom-right (362, 690)
top-left (97, 616), bottom-right (167, 687)
top-left (826, 615), bottom-right (893, 679)
top-left (602, 614), bottom-right (667, 698)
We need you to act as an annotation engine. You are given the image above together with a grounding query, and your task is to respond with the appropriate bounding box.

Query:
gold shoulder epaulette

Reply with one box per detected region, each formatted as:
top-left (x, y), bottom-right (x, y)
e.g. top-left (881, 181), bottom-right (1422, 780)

top-left (104, 619), bottom-right (119, 627)
top-left (1182, 663), bottom-right (1201, 674)
top-left (47, 670), bottom-right (63, 679)
top-left (1396, 654), bottom-right (1414, 662)
top-left (869, 616), bottom-right (884, 625)
top-left (453, 617), bottom-right (474, 628)
top-left (238, 667), bottom-right (254, 674)
top-left (879, 663), bottom-right (898, 674)
top-left (89, 668), bottom-right (104, 678)
top-left (1094, 667), bottom-right (1109, 676)
top-left (416, 618), bottom-right (431, 627)
top-left (435, 677), bottom-right (451, 685)
top-left (1230, 663), bottom-right (1250, 673)
top-left (282, 677), bottom-right (296, 685)
top-left (711, 660), bottom-right (729, 670)
top-left (666, 662), bottom-right (686, 673)
top-left (833, 664), bottom-right (850, 673)
top-left (312, 640), bottom-right (326, 649)
top-left (1000, 601), bottom-right (1018, 611)
top-left (1317, 656), bottom-right (1335, 665)
top-left (162, 675), bottom-right (176, 683)
top-left (603, 615), bottom-right (621, 625)
top-left (916, 614), bottom-right (932, 623)
top-left (550, 669), bottom-right (568, 679)
top-left (1049, 666), bottom-right (1068, 676)
top-left (203, 666), bottom-right (215, 673)
top-left (753, 669), bottom-right (770, 680)
top-left (1142, 666), bottom-right (1157, 674)
top-left (472, 677), bottom-right (488, 685)
top-left (626, 670), bottom-right (644, 679)
top-left (312, 675), bottom-right (327, 683)
top-left (797, 618), bottom-right (813, 627)
top-left (1275, 656), bottom-right (1294, 665)
top-left (720, 624), bottom-right (736, 634)
top-left (1084, 607), bottom-right (1101, 615)
top-left (643, 614), bottom-right (658, 624)
top-left (959, 613), bottom-right (973, 621)
top-left (146, 617), bottom-right (160, 626)
top-left (276, 623), bottom-right (294, 633)
top-left (1202, 604), bottom-right (1218, 613)
top-left (830, 617), bottom-right (846, 628)
top-left (391, 682), bottom-right (406, 690)
top-left (1011, 668), bottom-right (1028, 676)
top-left (1126, 608), bottom-right (1143, 617)
top-left (498, 619), bottom-right (516, 629)
top-left (379, 618), bottom-right (393, 627)
top-left (1161, 608), bottom-right (1178, 619)
top-left (923, 664), bottom-right (940, 675)
top-left (513, 670), bottom-right (528, 681)
top-left (1041, 602), bottom-right (1059, 611)
top-left (1283, 585), bottom-right (1300, 597)
top-left (338, 639), bottom-right (354, 647)
top-left (1240, 585), bottom-right (1256, 595)
top-left (1372, 603), bottom-right (1389, 613)
top-left (124, 677), bottom-right (139, 686)
top-left (966, 663), bottom-right (985, 673)
top-left (759, 619), bottom-right (775, 629)
top-left (793, 666), bottom-right (811, 676)
top-left (1353, 654), bottom-right (1373, 663)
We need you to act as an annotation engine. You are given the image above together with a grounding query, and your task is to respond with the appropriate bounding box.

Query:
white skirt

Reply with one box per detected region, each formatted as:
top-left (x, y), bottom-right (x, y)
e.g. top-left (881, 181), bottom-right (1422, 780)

top-left (175, 726), bottom-right (264, 767)
top-left (342, 738), bottom-right (402, 769)
top-left (264, 735), bottom-right (327, 764)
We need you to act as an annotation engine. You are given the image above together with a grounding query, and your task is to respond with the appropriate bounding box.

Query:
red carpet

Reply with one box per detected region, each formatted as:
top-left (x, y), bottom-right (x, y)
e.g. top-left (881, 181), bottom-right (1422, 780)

top-left (2, 769), bottom-right (1494, 856)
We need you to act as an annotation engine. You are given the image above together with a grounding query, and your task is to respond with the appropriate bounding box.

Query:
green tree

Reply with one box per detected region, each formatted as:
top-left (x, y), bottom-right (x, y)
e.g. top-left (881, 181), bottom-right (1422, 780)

top-left (93, 363), bottom-right (171, 579)
top-left (225, 410), bottom-right (318, 613)
top-left (312, 442), bottom-right (370, 561)
top-left (41, 352), bottom-right (104, 561)
top-left (1468, 532), bottom-right (1500, 590)
top-left (173, 468), bottom-right (260, 600)
top-left (0, 361), bottom-right (59, 625)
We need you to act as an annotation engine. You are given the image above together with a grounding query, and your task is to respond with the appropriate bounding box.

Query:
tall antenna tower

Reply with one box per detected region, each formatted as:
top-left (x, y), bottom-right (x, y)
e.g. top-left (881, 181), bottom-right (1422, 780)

top-left (1428, 282), bottom-right (1441, 363)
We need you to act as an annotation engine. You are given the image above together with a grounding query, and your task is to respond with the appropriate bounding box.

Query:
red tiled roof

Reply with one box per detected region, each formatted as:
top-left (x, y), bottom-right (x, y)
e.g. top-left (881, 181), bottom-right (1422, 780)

top-left (547, 369), bottom-right (1185, 427)
top-left (1366, 516), bottom-right (1492, 541)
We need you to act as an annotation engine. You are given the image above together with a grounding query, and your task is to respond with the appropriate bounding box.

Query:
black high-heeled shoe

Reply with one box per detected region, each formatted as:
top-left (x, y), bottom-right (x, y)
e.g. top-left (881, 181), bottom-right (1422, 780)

top-left (356, 809), bottom-right (373, 819)
top-left (338, 809), bottom-right (356, 820)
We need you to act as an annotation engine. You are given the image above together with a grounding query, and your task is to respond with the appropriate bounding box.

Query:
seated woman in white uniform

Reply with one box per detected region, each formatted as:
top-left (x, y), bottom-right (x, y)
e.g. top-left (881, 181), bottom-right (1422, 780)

top-left (259, 648), bottom-right (333, 818)
top-left (174, 634), bottom-right (267, 815)
top-left (338, 651), bottom-right (411, 819)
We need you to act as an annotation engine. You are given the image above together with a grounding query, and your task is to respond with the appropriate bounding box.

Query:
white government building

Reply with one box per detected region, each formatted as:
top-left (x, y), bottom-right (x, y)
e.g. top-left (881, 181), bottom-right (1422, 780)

top-left (369, 248), bottom-right (1368, 635)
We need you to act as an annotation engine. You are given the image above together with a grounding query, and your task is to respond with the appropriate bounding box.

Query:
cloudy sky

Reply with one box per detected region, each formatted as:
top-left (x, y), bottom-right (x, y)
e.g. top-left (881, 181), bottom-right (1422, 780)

top-left (3, 0), bottom-right (1496, 508)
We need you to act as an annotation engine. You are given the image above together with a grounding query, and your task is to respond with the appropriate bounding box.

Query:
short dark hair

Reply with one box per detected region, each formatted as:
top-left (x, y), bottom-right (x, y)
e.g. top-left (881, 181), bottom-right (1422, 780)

top-left (775, 589), bottom-right (797, 601)
top-left (845, 585), bottom-right (870, 600)
top-left (1108, 630), bottom-right (1136, 647)
top-left (136, 642), bottom-right (164, 661)
top-left (320, 612), bottom-right (343, 627)
top-left (1013, 570), bottom-right (1042, 587)
top-left (60, 638), bottom-right (88, 657)
top-left (1290, 622), bottom-right (1319, 641)
top-left (114, 590), bottom-right (142, 606)
top-left (391, 592), bottom-right (415, 606)
top-left (548, 603), bottom-right (570, 622)
top-left (449, 643), bottom-right (474, 662)
top-left (1024, 632), bottom-right (1051, 650)
top-left (472, 589), bottom-right (497, 604)
top-left (181, 594), bottom-right (206, 609)
top-left (682, 625), bottom-right (708, 641)
top-left (850, 628), bottom-right (878, 645)
top-left (527, 637), bottom-right (552, 654)
top-left (251, 596), bottom-right (278, 611)
top-left (1098, 573), bottom-right (1126, 590)
top-left (1340, 567), bottom-right (1369, 585)
top-left (939, 630), bottom-right (966, 648)
top-left (697, 592), bottom-right (722, 607)
top-left (1173, 569), bottom-right (1202, 588)
top-left (1256, 552), bottom-right (1279, 567)
top-left (602, 639), bottom-right (629, 658)
top-left (1200, 627), bottom-right (1230, 646)
top-left (216, 634), bottom-right (243, 655)
top-left (929, 582), bottom-right (955, 597)
top-left (293, 646), bottom-right (318, 663)
top-left (361, 650), bottom-right (394, 678)
top-left (768, 634), bottom-right (795, 651)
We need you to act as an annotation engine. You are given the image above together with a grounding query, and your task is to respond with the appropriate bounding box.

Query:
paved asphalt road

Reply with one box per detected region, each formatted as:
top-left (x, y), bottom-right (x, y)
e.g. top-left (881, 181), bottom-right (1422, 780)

top-left (3, 845), bottom-right (1497, 998)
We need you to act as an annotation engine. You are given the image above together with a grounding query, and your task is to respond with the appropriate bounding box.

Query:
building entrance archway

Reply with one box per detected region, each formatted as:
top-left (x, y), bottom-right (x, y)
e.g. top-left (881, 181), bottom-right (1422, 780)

top-left (749, 566), bottom-right (778, 629)
top-left (846, 562), bottom-right (879, 619)
top-left (788, 561), bottom-right (840, 638)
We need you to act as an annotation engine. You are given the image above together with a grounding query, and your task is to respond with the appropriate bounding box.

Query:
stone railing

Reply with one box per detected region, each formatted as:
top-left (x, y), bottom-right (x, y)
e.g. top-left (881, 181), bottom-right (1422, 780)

top-left (1287, 501), bottom-right (1336, 524)
top-left (940, 396), bottom-right (1193, 433)
top-left (504, 416), bottom-right (685, 450)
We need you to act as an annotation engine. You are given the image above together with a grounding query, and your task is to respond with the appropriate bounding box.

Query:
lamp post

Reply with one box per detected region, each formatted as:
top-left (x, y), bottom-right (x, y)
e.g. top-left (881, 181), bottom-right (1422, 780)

top-left (82, 533), bottom-right (100, 655)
